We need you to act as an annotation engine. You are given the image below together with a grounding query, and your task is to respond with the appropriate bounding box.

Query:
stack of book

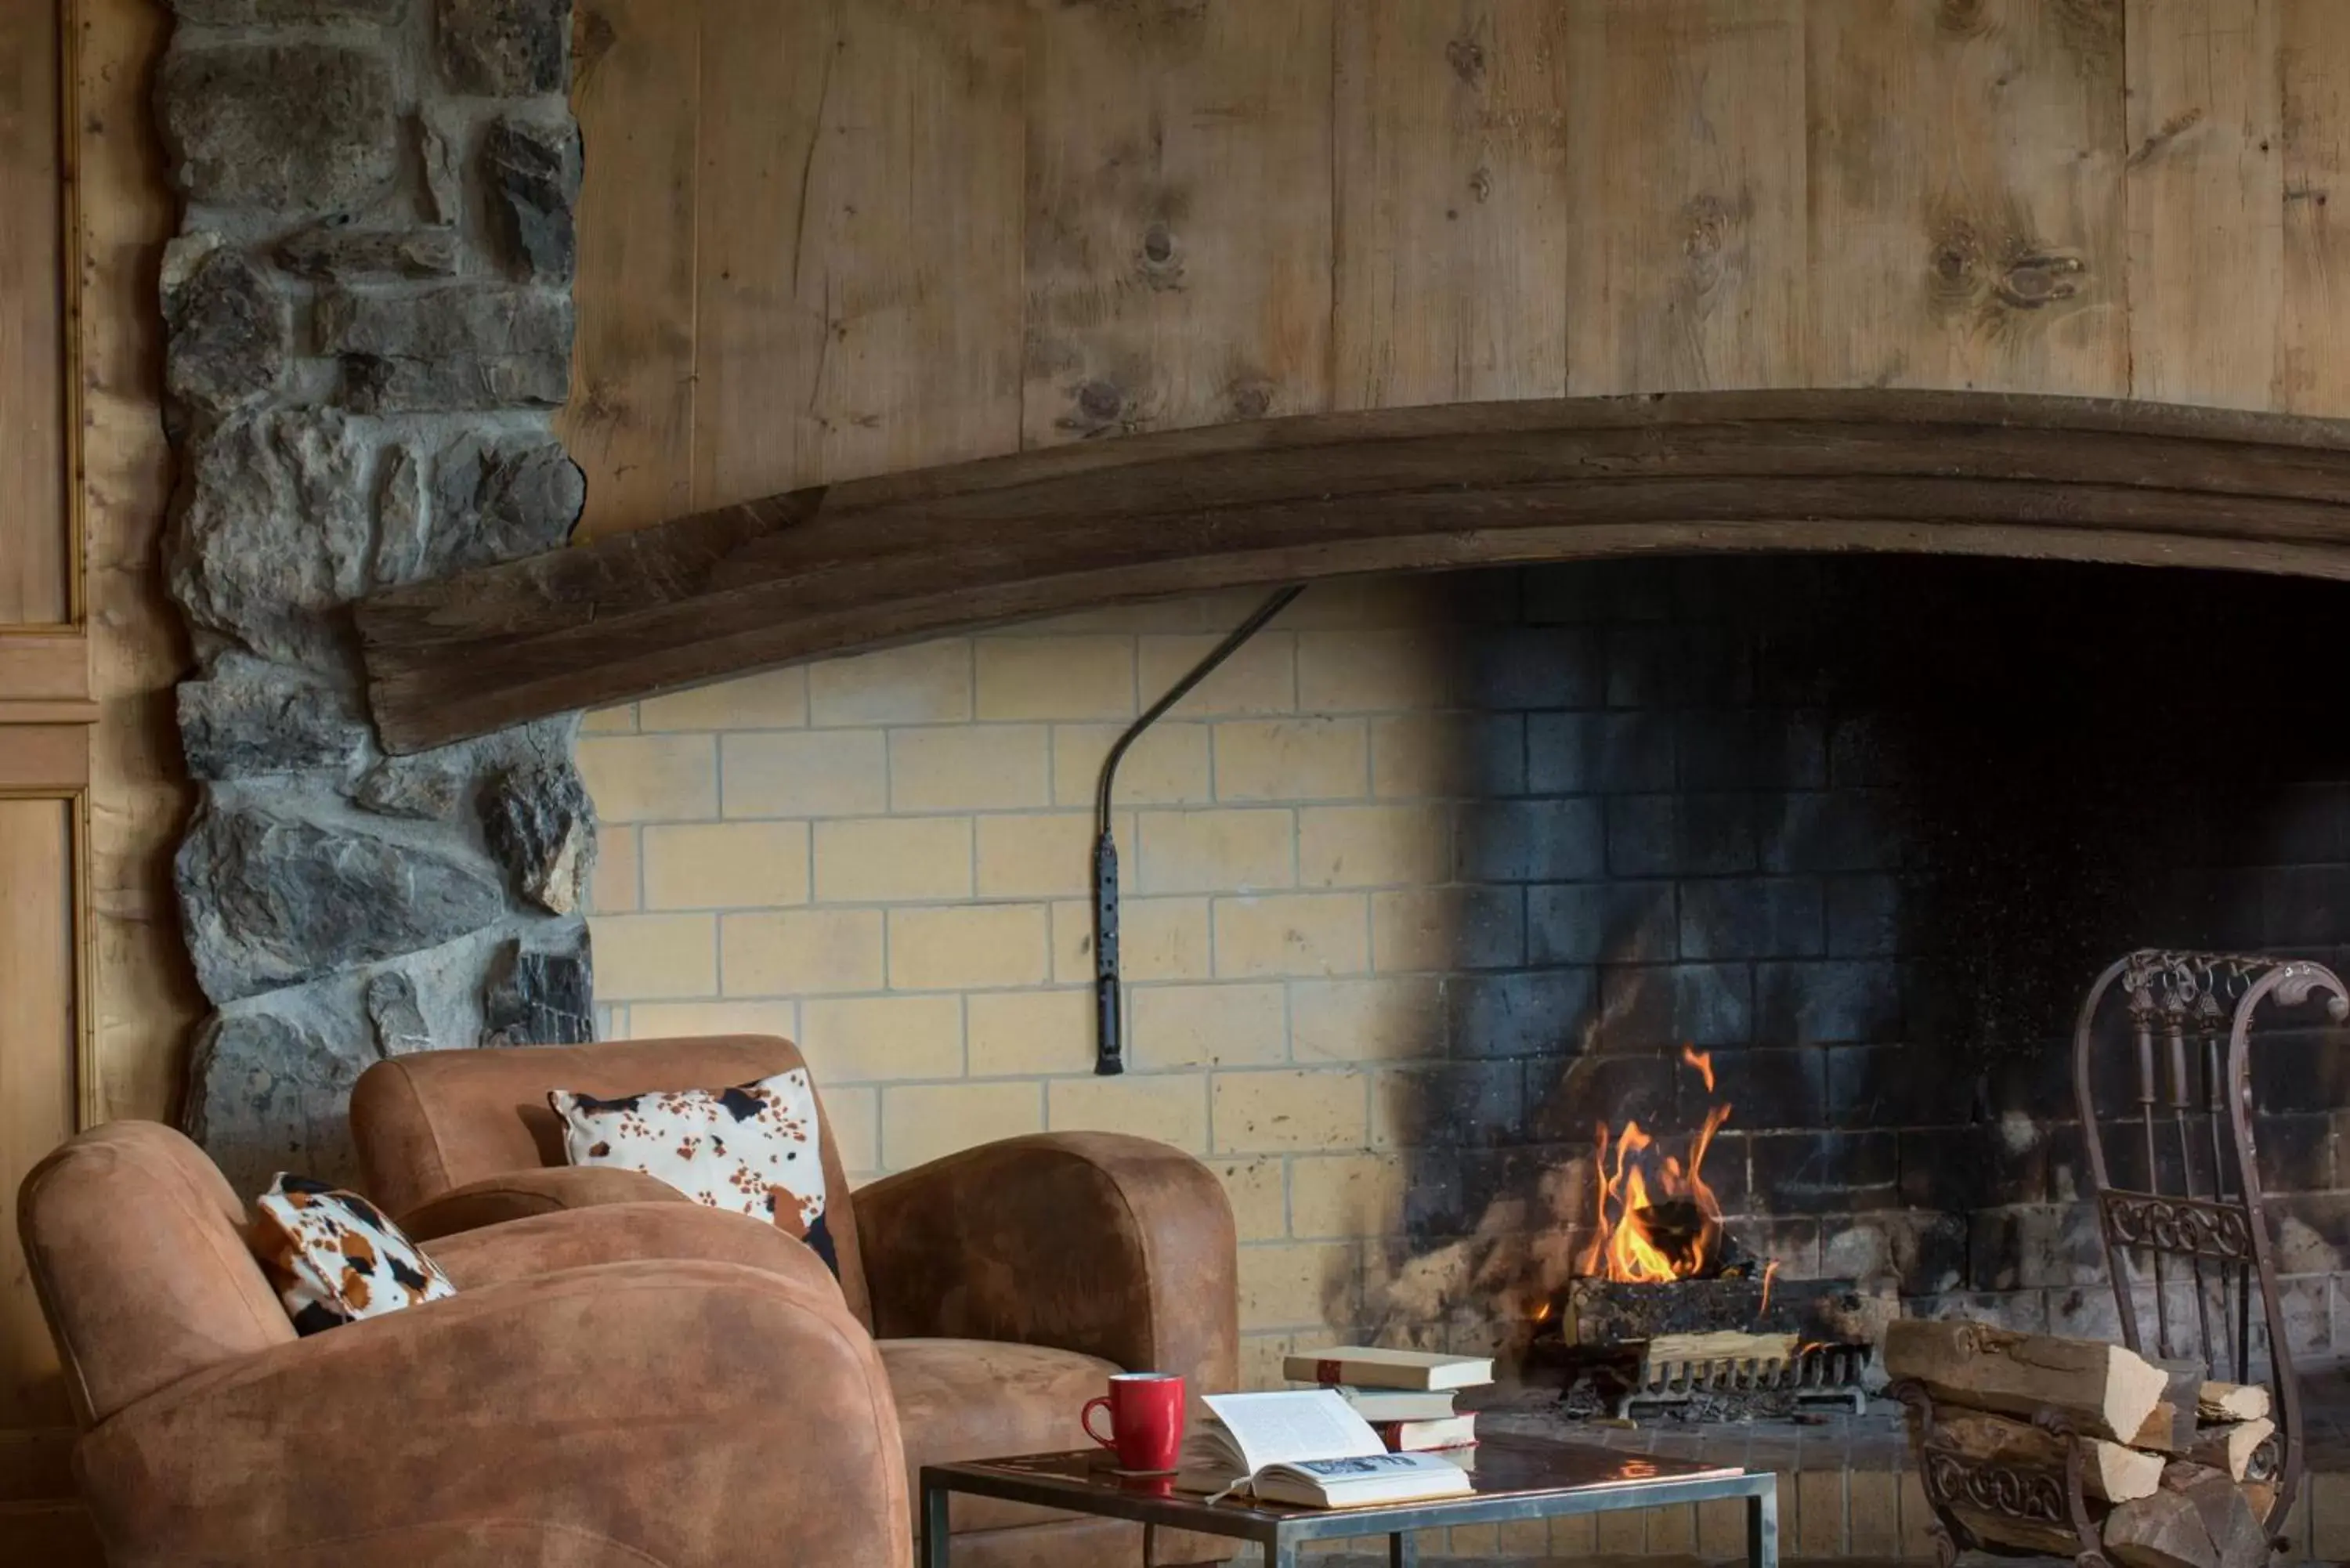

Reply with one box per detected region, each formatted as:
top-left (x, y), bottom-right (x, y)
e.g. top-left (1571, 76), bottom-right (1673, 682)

top-left (1284, 1345), bottom-right (1492, 1458)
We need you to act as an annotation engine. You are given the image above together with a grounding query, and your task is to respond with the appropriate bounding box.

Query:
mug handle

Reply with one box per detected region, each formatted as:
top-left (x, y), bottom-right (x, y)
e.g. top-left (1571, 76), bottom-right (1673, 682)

top-left (1081, 1396), bottom-right (1118, 1451)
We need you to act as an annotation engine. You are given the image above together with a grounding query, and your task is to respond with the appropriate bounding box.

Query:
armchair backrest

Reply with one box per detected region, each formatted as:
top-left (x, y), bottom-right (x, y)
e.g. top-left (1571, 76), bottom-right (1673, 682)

top-left (350, 1035), bottom-right (866, 1310)
top-left (18, 1120), bottom-right (295, 1425)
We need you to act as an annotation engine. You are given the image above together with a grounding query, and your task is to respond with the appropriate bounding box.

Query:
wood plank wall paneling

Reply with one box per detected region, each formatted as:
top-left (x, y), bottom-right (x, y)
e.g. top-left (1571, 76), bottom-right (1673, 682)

top-left (2277, 0), bottom-right (2350, 414)
top-left (0, 0), bottom-right (68, 627)
top-left (1805, 0), bottom-right (2129, 396)
top-left (1332, 0), bottom-right (1570, 408)
top-left (1025, 0), bottom-right (1334, 443)
top-left (568, 0), bottom-right (2350, 546)
top-left (1564, 0), bottom-right (1810, 395)
top-left (0, 797), bottom-right (75, 1440)
top-left (78, 0), bottom-right (195, 1130)
top-left (689, 0), bottom-right (1025, 511)
top-left (2125, 0), bottom-right (2285, 408)
top-left (560, 0), bottom-right (701, 540)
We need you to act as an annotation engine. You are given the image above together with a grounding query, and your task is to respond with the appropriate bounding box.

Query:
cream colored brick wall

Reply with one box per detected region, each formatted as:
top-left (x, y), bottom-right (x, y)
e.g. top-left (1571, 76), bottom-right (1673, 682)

top-left (582, 576), bottom-right (1517, 1378)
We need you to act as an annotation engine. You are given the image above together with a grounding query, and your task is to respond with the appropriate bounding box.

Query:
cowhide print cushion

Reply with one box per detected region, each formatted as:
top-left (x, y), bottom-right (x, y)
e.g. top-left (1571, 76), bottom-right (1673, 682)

top-left (250, 1175), bottom-right (457, 1335)
top-left (548, 1068), bottom-right (837, 1275)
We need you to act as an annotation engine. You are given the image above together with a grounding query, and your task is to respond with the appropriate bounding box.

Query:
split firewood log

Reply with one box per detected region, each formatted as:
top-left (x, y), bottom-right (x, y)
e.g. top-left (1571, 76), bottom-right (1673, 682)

top-left (1884, 1320), bottom-right (2169, 1442)
top-left (1923, 1408), bottom-right (2162, 1503)
top-left (2165, 1461), bottom-right (2269, 1568)
top-left (2133, 1400), bottom-right (2192, 1454)
top-left (2186, 1418), bottom-right (2276, 1483)
top-left (2130, 1361), bottom-right (2207, 1454)
top-left (2196, 1382), bottom-right (2271, 1424)
top-left (2105, 1487), bottom-right (2218, 1568)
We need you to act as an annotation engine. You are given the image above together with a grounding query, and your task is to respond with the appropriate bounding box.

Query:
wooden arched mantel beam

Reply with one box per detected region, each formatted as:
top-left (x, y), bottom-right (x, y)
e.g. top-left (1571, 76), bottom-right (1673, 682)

top-left (356, 389), bottom-right (2350, 753)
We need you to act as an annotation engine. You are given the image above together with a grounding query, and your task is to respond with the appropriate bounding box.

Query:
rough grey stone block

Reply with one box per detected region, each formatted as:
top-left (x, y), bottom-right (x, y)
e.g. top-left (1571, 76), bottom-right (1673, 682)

top-left (274, 224), bottom-right (461, 282)
top-left (318, 283), bottom-right (573, 411)
top-left (415, 112), bottom-right (465, 226)
top-left (161, 236), bottom-right (285, 417)
top-left (364, 969), bottom-right (433, 1056)
top-left (184, 1001), bottom-right (372, 1199)
top-left (352, 753), bottom-right (467, 821)
top-left (371, 443), bottom-right (429, 589)
top-left (481, 756), bottom-right (595, 914)
top-left (482, 928), bottom-right (594, 1046)
top-left (175, 799), bottom-right (505, 1004)
top-left (170, 0), bottom-right (406, 20)
top-left (426, 432), bottom-right (584, 572)
top-left (167, 410), bottom-right (371, 664)
top-left (484, 114), bottom-right (580, 283)
top-left (177, 653), bottom-right (369, 780)
top-left (437, 0), bottom-right (569, 95)
top-left (157, 43), bottom-right (396, 213)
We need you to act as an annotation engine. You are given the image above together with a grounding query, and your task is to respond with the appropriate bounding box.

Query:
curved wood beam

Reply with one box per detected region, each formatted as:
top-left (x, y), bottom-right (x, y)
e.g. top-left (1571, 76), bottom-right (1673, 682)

top-left (356, 390), bottom-right (2350, 753)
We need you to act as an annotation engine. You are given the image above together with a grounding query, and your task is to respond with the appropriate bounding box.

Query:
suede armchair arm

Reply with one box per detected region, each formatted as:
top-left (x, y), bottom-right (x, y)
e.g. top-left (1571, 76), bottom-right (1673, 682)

top-left (855, 1132), bottom-right (1237, 1397)
top-left (421, 1198), bottom-right (844, 1297)
top-left (392, 1163), bottom-right (689, 1243)
top-left (75, 1259), bottom-right (908, 1568)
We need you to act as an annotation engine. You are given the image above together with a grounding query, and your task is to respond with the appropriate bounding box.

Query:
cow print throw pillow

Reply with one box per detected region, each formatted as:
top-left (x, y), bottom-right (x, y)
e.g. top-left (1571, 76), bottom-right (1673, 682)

top-left (251, 1175), bottom-right (457, 1335)
top-left (548, 1068), bottom-right (837, 1276)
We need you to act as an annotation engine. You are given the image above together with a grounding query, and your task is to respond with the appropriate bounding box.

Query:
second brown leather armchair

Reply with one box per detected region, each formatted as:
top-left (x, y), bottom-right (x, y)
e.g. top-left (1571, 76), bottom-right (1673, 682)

top-left (349, 1035), bottom-right (1242, 1568)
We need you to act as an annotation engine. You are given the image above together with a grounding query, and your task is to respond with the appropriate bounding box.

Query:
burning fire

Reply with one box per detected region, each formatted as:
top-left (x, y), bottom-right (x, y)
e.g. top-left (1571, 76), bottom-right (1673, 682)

top-left (1578, 1047), bottom-right (1737, 1284)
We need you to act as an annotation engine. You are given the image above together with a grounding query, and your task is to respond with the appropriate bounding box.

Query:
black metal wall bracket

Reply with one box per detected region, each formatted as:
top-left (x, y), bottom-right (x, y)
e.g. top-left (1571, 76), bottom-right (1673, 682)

top-left (1090, 586), bottom-right (1304, 1075)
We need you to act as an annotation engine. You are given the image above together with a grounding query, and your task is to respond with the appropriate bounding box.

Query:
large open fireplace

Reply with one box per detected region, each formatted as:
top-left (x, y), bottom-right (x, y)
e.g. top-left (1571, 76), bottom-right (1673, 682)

top-left (1339, 552), bottom-right (2350, 1397)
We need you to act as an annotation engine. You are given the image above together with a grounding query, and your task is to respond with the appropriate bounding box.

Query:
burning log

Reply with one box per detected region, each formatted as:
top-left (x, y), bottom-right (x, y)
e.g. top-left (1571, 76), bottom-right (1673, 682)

top-left (1885, 1320), bottom-right (2170, 1443)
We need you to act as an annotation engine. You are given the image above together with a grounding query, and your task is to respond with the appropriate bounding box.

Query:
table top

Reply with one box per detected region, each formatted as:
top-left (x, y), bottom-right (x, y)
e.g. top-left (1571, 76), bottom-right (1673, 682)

top-left (920, 1433), bottom-right (1771, 1541)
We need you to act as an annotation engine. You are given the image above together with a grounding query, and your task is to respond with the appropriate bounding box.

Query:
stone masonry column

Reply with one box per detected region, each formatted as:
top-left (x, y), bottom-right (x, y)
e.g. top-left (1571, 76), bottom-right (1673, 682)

top-left (156, 0), bottom-right (593, 1194)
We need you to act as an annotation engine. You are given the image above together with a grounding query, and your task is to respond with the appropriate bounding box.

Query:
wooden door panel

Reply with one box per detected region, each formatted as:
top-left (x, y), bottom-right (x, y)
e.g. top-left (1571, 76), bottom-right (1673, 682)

top-left (0, 796), bottom-right (77, 1439)
top-left (0, 0), bottom-right (68, 627)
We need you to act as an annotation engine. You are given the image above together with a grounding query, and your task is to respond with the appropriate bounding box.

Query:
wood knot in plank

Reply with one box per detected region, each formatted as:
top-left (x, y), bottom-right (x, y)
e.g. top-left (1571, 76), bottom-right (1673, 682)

top-left (1680, 193), bottom-right (1742, 294)
top-left (1057, 378), bottom-right (1135, 439)
top-left (1136, 220), bottom-right (1184, 291)
top-left (1934, 0), bottom-right (1990, 39)
top-left (1993, 248), bottom-right (2087, 309)
top-left (1227, 378), bottom-right (1273, 421)
top-left (2127, 107), bottom-right (2205, 169)
top-left (1446, 36), bottom-right (1487, 89)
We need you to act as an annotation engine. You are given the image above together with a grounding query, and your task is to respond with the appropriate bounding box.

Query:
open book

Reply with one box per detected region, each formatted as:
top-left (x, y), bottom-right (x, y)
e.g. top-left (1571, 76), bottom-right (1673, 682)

top-left (1177, 1391), bottom-right (1474, 1508)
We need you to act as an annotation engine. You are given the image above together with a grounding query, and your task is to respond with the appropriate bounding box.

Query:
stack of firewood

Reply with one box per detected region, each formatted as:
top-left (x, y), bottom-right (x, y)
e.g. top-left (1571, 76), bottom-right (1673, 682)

top-left (1885, 1321), bottom-right (2280, 1568)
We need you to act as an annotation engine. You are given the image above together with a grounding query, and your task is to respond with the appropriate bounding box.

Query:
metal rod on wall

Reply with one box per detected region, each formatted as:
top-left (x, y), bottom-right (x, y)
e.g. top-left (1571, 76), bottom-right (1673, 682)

top-left (1091, 586), bottom-right (1305, 1075)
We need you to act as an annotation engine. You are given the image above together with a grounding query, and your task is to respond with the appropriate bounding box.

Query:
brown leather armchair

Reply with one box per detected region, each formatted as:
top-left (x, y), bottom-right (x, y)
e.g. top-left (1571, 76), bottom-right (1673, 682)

top-left (19, 1119), bottom-right (909, 1568)
top-left (349, 1035), bottom-right (1242, 1568)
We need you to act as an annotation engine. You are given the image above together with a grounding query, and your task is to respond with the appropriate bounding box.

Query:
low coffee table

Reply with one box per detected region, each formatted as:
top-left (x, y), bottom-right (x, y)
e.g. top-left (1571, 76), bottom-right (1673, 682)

top-left (920, 1433), bottom-right (1778, 1567)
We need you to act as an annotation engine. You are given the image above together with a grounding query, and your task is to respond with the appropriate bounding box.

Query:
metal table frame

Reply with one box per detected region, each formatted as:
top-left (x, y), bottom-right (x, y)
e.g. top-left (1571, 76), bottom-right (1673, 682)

top-left (919, 1458), bottom-right (1778, 1568)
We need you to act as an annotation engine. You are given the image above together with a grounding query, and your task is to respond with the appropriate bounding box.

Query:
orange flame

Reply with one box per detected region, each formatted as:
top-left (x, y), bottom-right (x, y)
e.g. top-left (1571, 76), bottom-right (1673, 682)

top-left (1758, 1259), bottom-right (1781, 1317)
top-left (1682, 1046), bottom-right (1716, 1093)
top-left (1577, 1046), bottom-right (1748, 1284)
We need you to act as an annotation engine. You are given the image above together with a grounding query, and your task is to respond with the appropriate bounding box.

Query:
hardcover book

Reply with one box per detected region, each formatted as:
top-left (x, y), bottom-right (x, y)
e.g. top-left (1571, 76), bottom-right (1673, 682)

top-left (1285, 1346), bottom-right (1495, 1393)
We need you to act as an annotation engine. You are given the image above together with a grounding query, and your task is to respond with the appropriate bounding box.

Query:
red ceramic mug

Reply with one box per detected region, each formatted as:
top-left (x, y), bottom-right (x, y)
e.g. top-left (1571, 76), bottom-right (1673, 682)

top-left (1082, 1371), bottom-right (1186, 1473)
